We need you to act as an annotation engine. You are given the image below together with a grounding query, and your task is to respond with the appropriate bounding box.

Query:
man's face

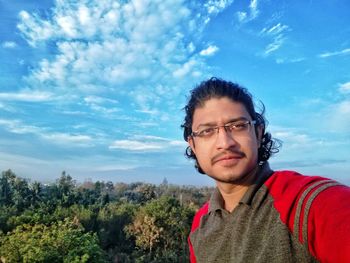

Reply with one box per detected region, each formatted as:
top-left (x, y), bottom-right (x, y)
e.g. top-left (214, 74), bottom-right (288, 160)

top-left (188, 97), bottom-right (262, 184)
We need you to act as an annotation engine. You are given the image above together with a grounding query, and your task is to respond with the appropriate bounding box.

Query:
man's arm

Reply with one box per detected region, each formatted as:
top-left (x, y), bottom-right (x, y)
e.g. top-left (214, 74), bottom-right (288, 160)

top-left (307, 184), bottom-right (350, 262)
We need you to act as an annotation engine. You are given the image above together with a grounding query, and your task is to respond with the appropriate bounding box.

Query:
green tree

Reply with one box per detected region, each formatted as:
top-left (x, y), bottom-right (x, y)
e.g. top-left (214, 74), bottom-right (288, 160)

top-left (97, 202), bottom-right (137, 261)
top-left (126, 196), bottom-right (195, 262)
top-left (0, 170), bottom-right (17, 206)
top-left (56, 171), bottom-right (77, 207)
top-left (0, 218), bottom-right (107, 263)
top-left (29, 181), bottom-right (43, 207)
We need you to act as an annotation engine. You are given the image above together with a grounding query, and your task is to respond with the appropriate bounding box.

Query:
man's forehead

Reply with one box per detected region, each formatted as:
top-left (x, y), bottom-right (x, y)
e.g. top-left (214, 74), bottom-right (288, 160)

top-left (193, 97), bottom-right (248, 114)
top-left (192, 97), bottom-right (251, 124)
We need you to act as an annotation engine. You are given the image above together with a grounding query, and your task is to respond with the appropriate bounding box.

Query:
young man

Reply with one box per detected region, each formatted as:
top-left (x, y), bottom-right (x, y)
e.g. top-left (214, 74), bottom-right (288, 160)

top-left (182, 78), bottom-right (350, 263)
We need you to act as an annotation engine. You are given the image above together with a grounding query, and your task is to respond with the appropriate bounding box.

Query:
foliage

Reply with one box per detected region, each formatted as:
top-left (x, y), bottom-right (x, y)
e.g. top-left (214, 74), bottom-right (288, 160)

top-left (97, 202), bottom-right (136, 250)
top-left (0, 218), bottom-right (107, 262)
top-left (126, 196), bottom-right (195, 262)
top-left (0, 170), bottom-right (212, 262)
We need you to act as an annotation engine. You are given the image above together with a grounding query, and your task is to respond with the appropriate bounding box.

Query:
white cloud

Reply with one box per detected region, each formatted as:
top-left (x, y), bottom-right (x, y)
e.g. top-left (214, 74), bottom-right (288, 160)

top-left (133, 135), bottom-right (169, 141)
top-left (0, 90), bottom-right (53, 102)
top-left (324, 83), bottom-right (350, 132)
top-left (41, 132), bottom-right (93, 145)
top-left (249, 0), bottom-right (259, 19)
top-left (236, 12), bottom-right (247, 22)
top-left (17, 0), bottom-right (227, 113)
top-left (264, 35), bottom-right (285, 56)
top-left (109, 140), bottom-right (164, 151)
top-left (200, 45), bottom-right (219, 56)
top-left (83, 95), bottom-right (121, 116)
top-left (260, 23), bottom-right (289, 56)
top-left (109, 135), bottom-right (186, 151)
top-left (260, 23), bottom-right (289, 36)
top-left (290, 57), bottom-right (305, 63)
top-left (273, 130), bottom-right (317, 150)
top-left (236, 0), bottom-right (259, 23)
top-left (172, 59), bottom-right (198, 78)
top-left (337, 100), bottom-right (350, 114)
top-left (0, 118), bottom-right (93, 146)
top-left (0, 119), bottom-right (40, 134)
top-left (205, 0), bottom-right (234, 15)
top-left (339, 82), bottom-right (350, 94)
top-left (94, 164), bottom-right (137, 172)
top-left (319, 48), bottom-right (350, 58)
top-left (1, 41), bottom-right (17, 48)
top-left (84, 95), bottom-right (118, 105)
top-left (322, 100), bottom-right (350, 133)
top-left (0, 102), bottom-right (17, 112)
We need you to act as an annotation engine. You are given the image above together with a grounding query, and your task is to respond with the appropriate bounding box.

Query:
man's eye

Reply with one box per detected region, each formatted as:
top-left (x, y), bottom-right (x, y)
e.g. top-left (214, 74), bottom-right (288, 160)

top-left (230, 122), bottom-right (247, 130)
top-left (199, 128), bottom-right (215, 136)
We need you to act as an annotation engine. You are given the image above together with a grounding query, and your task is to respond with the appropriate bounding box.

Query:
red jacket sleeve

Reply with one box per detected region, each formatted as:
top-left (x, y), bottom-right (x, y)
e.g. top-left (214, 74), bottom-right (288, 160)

top-left (265, 171), bottom-right (350, 262)
top-left (307, 184), bottom-right (350, 262)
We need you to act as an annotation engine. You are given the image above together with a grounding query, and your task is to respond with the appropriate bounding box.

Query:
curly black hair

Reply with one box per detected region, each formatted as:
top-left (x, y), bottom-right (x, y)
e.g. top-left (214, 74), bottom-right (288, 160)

top-left (181, 77), bottom-right (281, 174)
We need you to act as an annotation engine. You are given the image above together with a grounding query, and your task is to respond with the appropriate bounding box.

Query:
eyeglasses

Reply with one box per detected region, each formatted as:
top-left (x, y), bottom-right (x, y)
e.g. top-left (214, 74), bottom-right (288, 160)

top-left (190, 119), bottom-right (256, 140)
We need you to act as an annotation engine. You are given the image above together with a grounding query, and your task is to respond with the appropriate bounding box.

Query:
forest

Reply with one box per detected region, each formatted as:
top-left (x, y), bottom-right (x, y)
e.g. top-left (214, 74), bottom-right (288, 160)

top-left (0, 169), bottom-right (213, 263)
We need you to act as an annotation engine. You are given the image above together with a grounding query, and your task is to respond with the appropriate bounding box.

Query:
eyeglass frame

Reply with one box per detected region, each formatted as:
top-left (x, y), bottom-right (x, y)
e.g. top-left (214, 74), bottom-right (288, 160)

top-left (189, 119), bottom-right (257, 140)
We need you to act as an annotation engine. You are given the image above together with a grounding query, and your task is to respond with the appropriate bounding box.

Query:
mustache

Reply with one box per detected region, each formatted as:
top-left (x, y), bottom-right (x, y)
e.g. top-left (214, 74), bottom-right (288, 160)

top-left (211, 150), bottom-right (245, 165)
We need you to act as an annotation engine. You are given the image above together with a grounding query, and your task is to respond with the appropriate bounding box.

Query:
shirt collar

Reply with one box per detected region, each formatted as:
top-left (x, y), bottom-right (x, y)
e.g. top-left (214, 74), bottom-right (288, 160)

top-left (208, 162), bottom-right (273, 213)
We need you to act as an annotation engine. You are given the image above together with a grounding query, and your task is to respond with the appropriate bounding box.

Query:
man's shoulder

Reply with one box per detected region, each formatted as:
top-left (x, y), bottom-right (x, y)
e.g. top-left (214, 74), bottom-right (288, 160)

top-left (263, 170), bottom-right (349, 235)
top-left (263, 170), bottom-right (338, 213)
top-left (265, 170), bottom-right (350, 262)
top-left (264, 170), bottom-right (331, 197)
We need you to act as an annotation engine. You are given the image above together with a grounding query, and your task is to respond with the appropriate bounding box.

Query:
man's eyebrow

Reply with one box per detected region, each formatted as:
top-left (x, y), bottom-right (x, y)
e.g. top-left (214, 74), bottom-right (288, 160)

top-left (195, 117), bottom-right (249, 130)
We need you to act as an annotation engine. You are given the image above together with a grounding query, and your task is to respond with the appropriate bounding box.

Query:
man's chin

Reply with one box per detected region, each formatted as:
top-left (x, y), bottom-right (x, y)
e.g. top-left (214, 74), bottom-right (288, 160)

top-left (209, 167), bottom-right (258, 186)
top-left (209, 174), bottom-right (244, 185)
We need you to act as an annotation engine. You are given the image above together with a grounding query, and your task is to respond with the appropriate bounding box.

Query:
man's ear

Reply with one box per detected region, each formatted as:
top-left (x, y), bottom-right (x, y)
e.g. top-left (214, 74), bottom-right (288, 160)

top-left (188, 136), bottom-right (196, 155)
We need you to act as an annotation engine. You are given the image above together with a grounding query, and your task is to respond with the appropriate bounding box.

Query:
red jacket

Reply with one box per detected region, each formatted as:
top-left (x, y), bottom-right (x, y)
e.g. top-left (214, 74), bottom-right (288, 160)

top-left (189, 170), bottom-right (350, 262)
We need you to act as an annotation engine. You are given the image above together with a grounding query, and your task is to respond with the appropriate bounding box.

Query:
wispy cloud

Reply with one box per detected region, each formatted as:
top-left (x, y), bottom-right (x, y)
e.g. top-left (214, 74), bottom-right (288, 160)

top-left (94, 164), bottom-right (138, 172)
top-left (41, 133), bottom-right (93, 145)
top-left (0, 90), bottom-right (53, 102)
top-left (0, 118), bottom-right (93, 146)
top-left (274, 130), bottom-right (318, 149)
top-left (236, 0), bottom-right (260, 23)
top-left (83, 95), bottom-right (121, 116)
top-left (16, 0), bottom-right (227, 114)
top-left (331, 100), bottom-right (350, 132)
top-left (324, 82), bottom-right (350, 132)
top-left (260, 23), bottom-right (289, 56)
top-left (84, 96), bottom-right (118, 105)
top-left (275, 57), bottom-right (305, 64)
top-left (109, 140), bottom-right (164, 151)
top-left (200, 45), bottom-right (219, 56)
top-left (109, 135), bottom-right (186, 152)
top-left (339, 81), bottom-right (350, 94)
top-left (264, 35), bottom-right (285, 55)
top-left (319, 48), bottom-right (350, 58)
top-left (260, 23), bottom-right (288, 36)
top-left (1, 41), bottom-right (17, 48)
top-left (205, 0), bottom-right (234, 15)
top-left (0, 102), bottom-right (17, 112)
top-left (301, 82), bottom-right (350, 134)
top-left (0, 119), bottom-right (40, 134)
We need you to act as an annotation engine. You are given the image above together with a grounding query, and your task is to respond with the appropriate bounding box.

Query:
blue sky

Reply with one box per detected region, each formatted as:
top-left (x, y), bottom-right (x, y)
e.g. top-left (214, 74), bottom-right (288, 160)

top-left (0, 0), bottom-right (349, 186)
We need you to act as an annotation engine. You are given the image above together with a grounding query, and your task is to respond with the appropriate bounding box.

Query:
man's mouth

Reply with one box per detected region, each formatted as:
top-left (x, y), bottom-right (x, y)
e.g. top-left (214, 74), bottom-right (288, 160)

top-left (212, 152), bottom-right (245, 165)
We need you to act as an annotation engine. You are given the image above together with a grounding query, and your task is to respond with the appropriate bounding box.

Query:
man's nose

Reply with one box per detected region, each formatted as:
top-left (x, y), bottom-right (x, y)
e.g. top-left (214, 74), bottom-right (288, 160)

top-left (215, 127), bottom-right (237, 149)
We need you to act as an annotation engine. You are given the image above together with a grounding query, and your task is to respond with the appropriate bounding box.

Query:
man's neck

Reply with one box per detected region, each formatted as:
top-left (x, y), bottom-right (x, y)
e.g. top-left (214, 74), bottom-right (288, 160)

top-left (216, 166), bottom-right (259, 213)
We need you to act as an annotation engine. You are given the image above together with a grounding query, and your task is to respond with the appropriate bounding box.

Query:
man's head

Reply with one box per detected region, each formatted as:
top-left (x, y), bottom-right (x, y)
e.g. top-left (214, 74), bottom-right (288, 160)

top-left (182, 77), bottom-right (279, 183)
